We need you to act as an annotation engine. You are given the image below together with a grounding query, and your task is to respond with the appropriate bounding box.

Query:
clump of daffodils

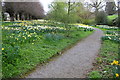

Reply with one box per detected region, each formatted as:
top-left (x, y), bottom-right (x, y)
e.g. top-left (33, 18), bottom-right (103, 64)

top-left (111, 60), bottom-right (120, 65)
top-left (111, 60), bottom-right (120, 78)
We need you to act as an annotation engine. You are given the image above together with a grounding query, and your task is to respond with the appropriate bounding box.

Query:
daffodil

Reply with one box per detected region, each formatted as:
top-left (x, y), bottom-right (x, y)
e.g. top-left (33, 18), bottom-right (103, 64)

top-left (116, 73), bottom-right (119, 77)
top-left (111, 60), bottom-right (119, 65)
top-left (28, 35), bottom-right (31, 37)
top-left (24, 37), bottom-right (26, 39)
top-left (2, 48), bottom-right (4, 50)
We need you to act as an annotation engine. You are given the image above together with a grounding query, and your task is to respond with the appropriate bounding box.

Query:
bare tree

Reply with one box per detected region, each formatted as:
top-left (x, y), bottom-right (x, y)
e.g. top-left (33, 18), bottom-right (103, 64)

top-left (3, 1), bottom-right (44, 21)
top-left (90, 0), bottom-right (105, 14)
top-left (105, 1), bottom-right (116, 15)
top-left (118, 1), bottom-right (120, 27)
top-left (89, 0), bottom-right (105, 24)
top-left (4, 2), bottom-right (16, 21)
top-left (29, 2), bottom-right (44, 19)
top-left (13, 2), bottom-right (44, 20)
top-left (76, 2), bottom-right (93, 23)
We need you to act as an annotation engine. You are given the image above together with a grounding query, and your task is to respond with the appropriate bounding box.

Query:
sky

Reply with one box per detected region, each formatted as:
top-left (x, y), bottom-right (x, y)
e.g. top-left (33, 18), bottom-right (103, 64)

top-left (39, 0), bottom-right (54, 13)
top-left (39, 0), bottom-right (119, 13)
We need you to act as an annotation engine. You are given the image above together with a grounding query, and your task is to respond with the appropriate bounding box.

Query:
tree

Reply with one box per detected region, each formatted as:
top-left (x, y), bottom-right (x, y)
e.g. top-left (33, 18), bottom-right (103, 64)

top-left (76, 2), bottom-right (94, 24)
top-left (3, 1), bottom-right (44, 21)
top-left (89, 0), bottom-right (105, 24)
top-left (16, 2), bottom-right (44, 20)
top-left (48, 2), bottom-right (67, 22)
top-left (29, 2), bottom-right (44, 19)
top-left (48, 0), bottom-right (80, 36)
top-left (118, 1), bottom-right (120, 27)
top-left (96, 11), bottom-right (107, 25)
top-left (105, 1), bottom-right (116, 15)
top-left (48, 0), bottom-right (79, 25)
top-left (67, 0), bottom-right (81, 24)
top-left (0, 2), bottom-right (2, 21)
top-left (4, 2), bottom-right (15, 21)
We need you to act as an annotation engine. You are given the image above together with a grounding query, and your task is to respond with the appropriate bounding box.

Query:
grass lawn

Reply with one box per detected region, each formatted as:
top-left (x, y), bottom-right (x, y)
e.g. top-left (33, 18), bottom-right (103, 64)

top-left (107, 15), bottom-right (118, 21)
top-left (2, 22), bottom-right (14, 26)
top-left (107, 15), bottom-right (118, 26)
top-left (2, 21), bottom-right (94, 78)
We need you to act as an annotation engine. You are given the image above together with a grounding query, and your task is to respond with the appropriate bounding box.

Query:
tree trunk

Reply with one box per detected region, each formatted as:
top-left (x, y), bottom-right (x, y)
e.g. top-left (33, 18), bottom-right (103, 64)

top-left (21, 14), bottom-right (25, 21)
top-left (32, 16), bottom-right (35, 20)
top-left (118, 3), bottom-right (120, 28)
top-left (29, 15), bottom-right (31, 20)
top-left (9, 12), bottom-right (14, 21)
top-left (26, 14), bottom-right (29, 20)
top-left (2, 12), bottom-right (4, 21)
top-left (19, 13), bottom-right (22, 20)
top-left (15, 13), bottom-right (18, 20)
top-left (95, 9), bottom-right (99, 24)
top-left (68, 1), bottom-right (70, 16)
top-left (68, 0), bottom-right (71, 23)
top-left (24, 14), bottom-right (28, 20)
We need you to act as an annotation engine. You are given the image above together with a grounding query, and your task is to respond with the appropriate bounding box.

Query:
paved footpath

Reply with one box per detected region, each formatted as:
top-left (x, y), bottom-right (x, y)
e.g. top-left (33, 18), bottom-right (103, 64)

top-left (26, 27), bottom-right (103, 78)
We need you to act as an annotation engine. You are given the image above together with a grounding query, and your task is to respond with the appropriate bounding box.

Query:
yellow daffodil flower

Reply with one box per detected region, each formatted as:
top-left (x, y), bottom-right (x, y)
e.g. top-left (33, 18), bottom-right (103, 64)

top-left (111, 60), bottom-right (119, 65)
top-left (116, 73), bottom-right (119, 77)
top-left (2, 48), bottom-right (4, 50)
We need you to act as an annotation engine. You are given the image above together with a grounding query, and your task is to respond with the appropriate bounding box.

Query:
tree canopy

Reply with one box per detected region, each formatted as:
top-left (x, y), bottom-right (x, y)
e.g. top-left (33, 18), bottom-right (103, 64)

top-left (2, 1), bottom-right (44, 21)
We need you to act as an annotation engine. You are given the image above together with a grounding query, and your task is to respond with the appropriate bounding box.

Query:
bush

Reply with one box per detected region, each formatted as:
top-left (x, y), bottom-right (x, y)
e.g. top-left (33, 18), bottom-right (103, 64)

top-left (101, 36), bottom-right (120, 43)
top-left (107, 19), bottom-right (114, 26)
top-left (96, 11), bottom-right (108, 25)
top-left (82, 19), bottom-right (95, 25)
top-left (44, 33), bottom-right (64, 41)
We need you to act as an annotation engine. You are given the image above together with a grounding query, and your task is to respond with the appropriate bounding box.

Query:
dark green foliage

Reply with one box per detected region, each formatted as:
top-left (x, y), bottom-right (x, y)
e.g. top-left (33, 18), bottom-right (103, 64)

top-left (105, 31), bottom-right (116, 35)
top-left (96, 11), bottom-right (108, 25)
top-left (82, 19), bottom-right (95, 25)
top-left (44, 33), bottom-right (64, 41)
top-left (101, 30), bottom-right (119, 43)
top-left (102, 36), bottom-right (120, 43)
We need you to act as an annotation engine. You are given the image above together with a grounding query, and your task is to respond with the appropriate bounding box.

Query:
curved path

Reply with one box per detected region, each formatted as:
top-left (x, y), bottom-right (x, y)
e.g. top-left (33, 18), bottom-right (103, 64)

top-left (26, 27), bottom-right (103, 78)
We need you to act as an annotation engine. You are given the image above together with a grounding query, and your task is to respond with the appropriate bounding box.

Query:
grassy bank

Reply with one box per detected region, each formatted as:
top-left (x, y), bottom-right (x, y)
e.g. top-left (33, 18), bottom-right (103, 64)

top-left (88, 25), bottom-right (119, 78)
top-left (107, 15), bottom-right (118, 26)
top-left (107, 15), bottom-right (118, 21)
top-left (88, 40), bottom-right (118, 78)
top-left (2, 21), bottom-right (94, 78)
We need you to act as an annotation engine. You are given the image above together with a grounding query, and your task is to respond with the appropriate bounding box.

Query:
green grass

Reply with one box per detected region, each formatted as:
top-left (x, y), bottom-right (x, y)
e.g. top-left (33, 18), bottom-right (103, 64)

top-left (108, 15), bottom-right (118, 21)
top-left (88, 71), bottom-right (102, 78)
top-left (107, 15), bottom-right (118, 26)
top-left (89, 25), bottom-right (119, 78)
top-left (2, 22), bottom-right (14, 26)
top-left (2, 23), bottom-right (94, 78)
top-left (88, 40), bottom-right (118, 78)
